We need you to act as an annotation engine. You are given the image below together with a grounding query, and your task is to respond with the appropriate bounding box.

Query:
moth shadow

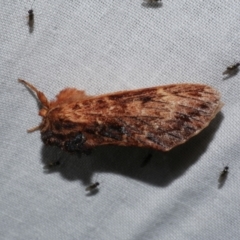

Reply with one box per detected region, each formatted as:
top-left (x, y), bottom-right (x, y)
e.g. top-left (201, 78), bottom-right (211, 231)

top-left (41, 112), bottom-right (223, 188)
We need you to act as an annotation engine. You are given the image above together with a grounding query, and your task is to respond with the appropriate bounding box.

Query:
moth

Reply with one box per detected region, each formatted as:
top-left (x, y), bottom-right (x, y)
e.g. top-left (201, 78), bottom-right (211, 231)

top-left (222, 63), bottom-right (240, 75)
top-left (19, 79), bottom-right (222, 154)
top-left (85, 182), bottom-right (100, 191)
top-left (218, 166), bottom-right (229, 188)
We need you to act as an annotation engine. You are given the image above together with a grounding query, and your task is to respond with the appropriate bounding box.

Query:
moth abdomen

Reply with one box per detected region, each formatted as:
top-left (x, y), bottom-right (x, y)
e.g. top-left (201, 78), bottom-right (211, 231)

top-left (41, 130), bottom-right (93, 154)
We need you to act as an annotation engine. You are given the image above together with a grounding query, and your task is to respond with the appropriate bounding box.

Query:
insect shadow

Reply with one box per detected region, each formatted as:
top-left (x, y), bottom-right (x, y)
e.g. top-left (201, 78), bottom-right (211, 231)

top-left (223, 70), bottom-right (239, 80)
top-left (85, 187), bottom-right (99, 196)
top-left (41, 112), bottom-right (223, 188)
top-left (141, 1), bottom-right (163, 8)
top-left (222, 63), bottom-right (240, 80)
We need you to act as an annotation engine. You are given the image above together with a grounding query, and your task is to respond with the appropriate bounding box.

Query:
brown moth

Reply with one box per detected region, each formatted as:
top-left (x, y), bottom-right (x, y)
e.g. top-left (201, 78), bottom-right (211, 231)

top-left (19, 79), bottom-right (222, 154)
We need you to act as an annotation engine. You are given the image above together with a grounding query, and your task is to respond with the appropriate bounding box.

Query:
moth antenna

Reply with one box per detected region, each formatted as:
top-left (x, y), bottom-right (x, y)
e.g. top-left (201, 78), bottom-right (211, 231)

top-left (18, 79), bottom-right (50, 109)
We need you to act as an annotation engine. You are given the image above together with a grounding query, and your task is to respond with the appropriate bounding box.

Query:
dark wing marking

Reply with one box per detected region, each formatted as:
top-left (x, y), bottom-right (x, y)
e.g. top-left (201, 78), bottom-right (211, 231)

top-left (52, 84), bottom-right (222, 151)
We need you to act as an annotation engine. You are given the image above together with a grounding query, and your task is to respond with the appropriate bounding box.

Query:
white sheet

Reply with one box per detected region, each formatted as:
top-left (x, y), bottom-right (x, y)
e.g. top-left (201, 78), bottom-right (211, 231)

top-left (1, 0), bottom-right (240, 239)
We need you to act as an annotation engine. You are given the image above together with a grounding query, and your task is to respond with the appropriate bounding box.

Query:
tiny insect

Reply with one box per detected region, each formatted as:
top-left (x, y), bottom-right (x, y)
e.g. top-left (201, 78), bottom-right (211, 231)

top-left (218, 166), bottom-right (229, 188)
top-left (85, 182), bottom-right (100, 191)
top-left (27, 9), bottom-right (34, 29)
top-left (43, 160), bottom-right (61, 169)
top-left (27, 0), bottom-right (35, 32)
top-left (19, 79), bottom-right (222, 154)
top-left (140, 153), bottom-right (152, 168)
top-left (222, 63), bottom-right (240, 75)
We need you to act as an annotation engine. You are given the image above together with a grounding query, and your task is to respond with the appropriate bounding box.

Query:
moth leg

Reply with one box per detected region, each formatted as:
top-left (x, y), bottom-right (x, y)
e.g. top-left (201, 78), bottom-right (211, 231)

top-left (27, 125), bottom-right (41, 133)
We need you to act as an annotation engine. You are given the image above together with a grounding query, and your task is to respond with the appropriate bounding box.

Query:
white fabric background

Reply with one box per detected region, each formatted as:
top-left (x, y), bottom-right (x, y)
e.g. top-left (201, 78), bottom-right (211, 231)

top-left (1, 0), bottom-right (240, 239)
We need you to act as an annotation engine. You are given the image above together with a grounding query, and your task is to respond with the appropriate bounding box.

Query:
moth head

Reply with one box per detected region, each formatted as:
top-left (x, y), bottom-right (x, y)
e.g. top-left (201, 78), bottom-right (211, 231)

top-left (19, 79), bottom-right (50, 114)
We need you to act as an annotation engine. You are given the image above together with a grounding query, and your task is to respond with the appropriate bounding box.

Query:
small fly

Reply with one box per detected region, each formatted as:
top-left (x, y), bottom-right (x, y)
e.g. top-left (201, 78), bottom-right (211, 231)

top-left (223, 63), bottom-right (240, 76)
top-left (85, 182), bottom-right (100, 192)
top-left (218, 166), bottom-right (229, 189)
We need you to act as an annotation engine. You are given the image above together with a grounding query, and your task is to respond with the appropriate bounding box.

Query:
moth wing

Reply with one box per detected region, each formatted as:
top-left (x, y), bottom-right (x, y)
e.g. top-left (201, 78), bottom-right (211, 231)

top-left (66, 84), bottom-right (222, 151)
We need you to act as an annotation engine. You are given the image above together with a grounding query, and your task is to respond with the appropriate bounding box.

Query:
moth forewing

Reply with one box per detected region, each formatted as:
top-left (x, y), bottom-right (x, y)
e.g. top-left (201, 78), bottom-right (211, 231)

top-left (19, 80), bottom-right (223, 154)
